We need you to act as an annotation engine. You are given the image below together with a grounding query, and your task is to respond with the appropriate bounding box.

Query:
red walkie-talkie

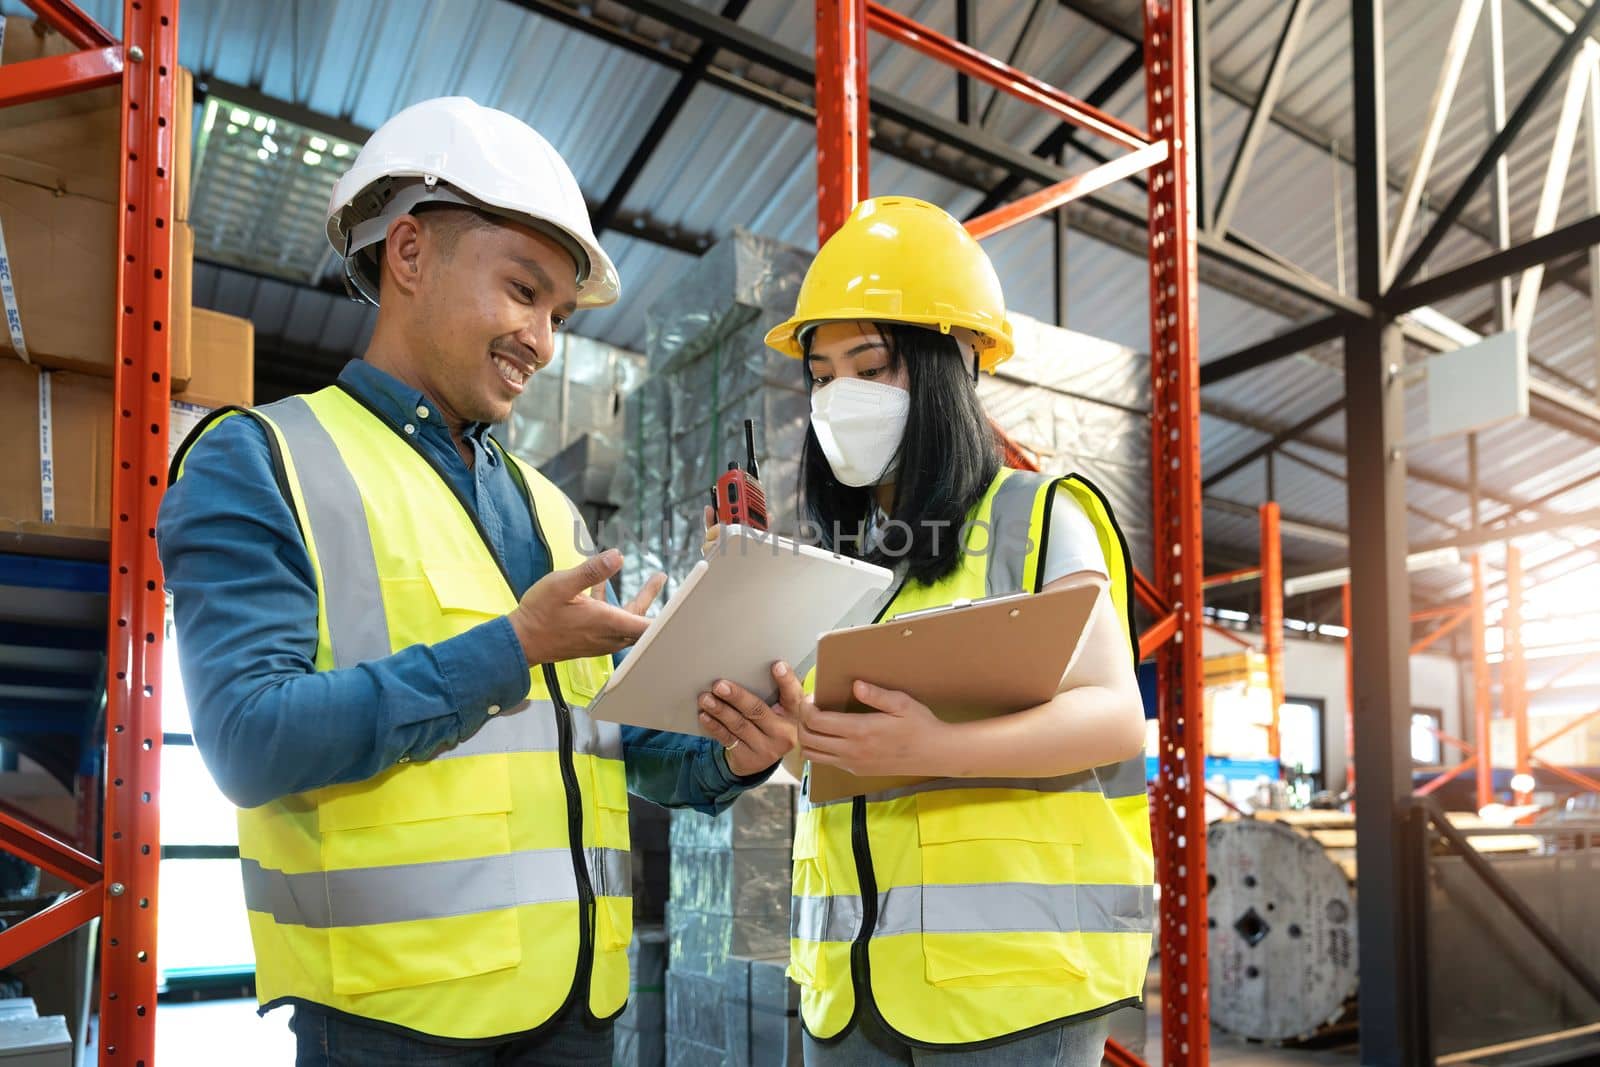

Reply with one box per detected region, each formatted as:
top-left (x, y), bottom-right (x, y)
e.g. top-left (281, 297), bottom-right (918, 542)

top-left (714, 419), bottom-right (769, 531)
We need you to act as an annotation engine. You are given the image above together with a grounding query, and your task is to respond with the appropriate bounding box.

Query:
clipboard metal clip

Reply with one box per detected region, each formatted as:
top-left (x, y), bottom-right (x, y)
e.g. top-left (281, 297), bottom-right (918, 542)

top-left (890, 590), bottom-right (1031, 622)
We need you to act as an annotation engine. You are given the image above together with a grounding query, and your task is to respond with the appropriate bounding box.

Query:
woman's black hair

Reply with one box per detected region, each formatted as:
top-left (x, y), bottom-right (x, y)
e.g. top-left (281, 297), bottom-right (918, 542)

top-left (800, 323), bottom-right (1001, 585)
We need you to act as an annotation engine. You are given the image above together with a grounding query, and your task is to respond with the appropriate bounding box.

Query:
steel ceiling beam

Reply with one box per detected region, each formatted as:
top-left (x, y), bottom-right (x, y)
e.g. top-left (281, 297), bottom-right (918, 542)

top-left (1200, 313), bottom-right (1346, 386)
top-left (1387, 213), bottom-right (1600, 311)
top-left (591, 0), bottom-right (753, 236)
top-left (1418, 508), bottom-right (1600, 554)
top-left (1389, 0), bottom-right (1600, 292)
top-left (1203, 397), bottom-right (1346, 490)
top-left (614, 0), bottom-right (1358, 314)
top-left (976, 0), bottom-right (1050, 129)
top-left (964, 45), bottom-right (1145, 219)
top-left (1211, 0), bottom-right (1313, 236)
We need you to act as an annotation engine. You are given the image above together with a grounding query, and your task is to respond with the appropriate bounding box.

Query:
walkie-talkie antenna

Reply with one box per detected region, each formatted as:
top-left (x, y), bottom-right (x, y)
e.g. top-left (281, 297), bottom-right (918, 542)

top-left (743, 419), bottom-right (759, 479)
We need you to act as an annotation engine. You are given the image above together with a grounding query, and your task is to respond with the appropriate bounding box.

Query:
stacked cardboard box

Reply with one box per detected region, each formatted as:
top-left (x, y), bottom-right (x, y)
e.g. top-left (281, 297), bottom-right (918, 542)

top-left (665, 784), bottom-right (795, 1067)
top-left (0, 18), bottom-right (251, 545)
top-left (0, 17), bottom-right (194, 383)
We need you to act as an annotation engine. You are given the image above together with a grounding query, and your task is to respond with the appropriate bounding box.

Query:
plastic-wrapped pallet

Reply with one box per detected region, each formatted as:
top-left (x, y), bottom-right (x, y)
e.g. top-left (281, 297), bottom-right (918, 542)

top-left (665, 783), bottom-right (797, 1066)
top-left (630, 799), bottom-right (672, 924)
top-left (977, 312), bottom-right (1153, 577)
top-left (669, 782), bottom-right (794, 851)
top-left (724, 954), bottom-right (802, 1067)
top-left (498, 332), bottom-right (646, 469)
top-left (646, 229), bottom-right (811, 376)
top-left (667, 970), bottom-right (728, 1065)
top-left (616, 925), bottom-right (668, 1067)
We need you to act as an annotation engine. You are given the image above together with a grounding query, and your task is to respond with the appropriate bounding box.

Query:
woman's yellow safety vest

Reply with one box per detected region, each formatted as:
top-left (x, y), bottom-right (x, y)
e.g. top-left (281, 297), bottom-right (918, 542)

top-left (171, 385), bottom-right (631, 1041)
top-left (792, 468), bottom-right (1154, 1048)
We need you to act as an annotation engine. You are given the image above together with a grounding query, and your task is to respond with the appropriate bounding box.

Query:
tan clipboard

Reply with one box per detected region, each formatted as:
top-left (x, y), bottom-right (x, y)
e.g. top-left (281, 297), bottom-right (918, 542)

top-left (804, 582), bottom-right (1102, 804)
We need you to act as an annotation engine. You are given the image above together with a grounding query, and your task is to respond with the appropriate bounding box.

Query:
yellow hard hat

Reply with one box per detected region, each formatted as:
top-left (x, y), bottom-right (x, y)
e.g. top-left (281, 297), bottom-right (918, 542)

top-left (765, 196), bottom-right (1015, 371)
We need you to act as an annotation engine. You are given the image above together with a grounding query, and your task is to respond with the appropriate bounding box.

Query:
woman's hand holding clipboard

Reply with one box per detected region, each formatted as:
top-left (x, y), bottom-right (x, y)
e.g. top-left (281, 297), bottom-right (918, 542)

top-left (802, 583), bottom-right (1103, 803)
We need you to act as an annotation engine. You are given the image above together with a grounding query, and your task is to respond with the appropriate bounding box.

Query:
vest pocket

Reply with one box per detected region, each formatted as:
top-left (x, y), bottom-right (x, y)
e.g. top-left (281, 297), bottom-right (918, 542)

top-left (329, 904), bottom-right (523, 995)
top-left (559, 655), bottom-right (610, 708)
top-left (589, 758), bottom-right (631, 851)
top-left (788, 815), bottom-right (828, 990)
top-left (318, 757), bottom-right (524, 994)
top-left (596, 895), bottom-right (633, 953)
top-left (913, 790), bottom-right (1090, 988)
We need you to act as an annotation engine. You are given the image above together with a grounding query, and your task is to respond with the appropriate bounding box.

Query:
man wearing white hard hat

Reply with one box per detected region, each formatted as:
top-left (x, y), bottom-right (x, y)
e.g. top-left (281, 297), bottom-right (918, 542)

top-left (159, 97), bottom-right (793, 1064)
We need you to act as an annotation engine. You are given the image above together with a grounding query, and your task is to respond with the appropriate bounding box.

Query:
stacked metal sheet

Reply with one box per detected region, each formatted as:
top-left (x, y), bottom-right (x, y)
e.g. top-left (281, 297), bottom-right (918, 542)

top-left (616, 925), bottom-right (668, 1067)
top-left (497, 332), bottom-right (648, 531)
top-left (977, 312), bottom-right (1153, 577)
top-left (724, 954), bottom-right (802, 1067)
top-left (665, 784), bottom-right (796, 1067)
top-left (613, 229), bottom-right (813, 600)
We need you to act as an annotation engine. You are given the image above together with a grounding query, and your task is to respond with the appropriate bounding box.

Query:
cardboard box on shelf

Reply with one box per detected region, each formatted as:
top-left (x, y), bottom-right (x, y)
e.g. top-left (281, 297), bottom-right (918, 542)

top-left (0, 175), bottom-right (118, 375)
top-left (174, 308), bottom-right (253, 410)
top-left (0, 18), bottom-right (193, 211)
top-left (0, 17), bottom-right (195, 376)
top-left (174, 66), bottom-right (194, 223)
top-left (0, 359), bottom-right (112, 536)
top-left (169, 222), bottom-right (194, 390)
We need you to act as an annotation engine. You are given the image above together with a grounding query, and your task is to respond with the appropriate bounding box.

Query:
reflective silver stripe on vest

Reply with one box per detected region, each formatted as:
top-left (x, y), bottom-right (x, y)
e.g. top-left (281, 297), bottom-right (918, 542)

top-left (242, 846), bottom-right (631, 929)
top-left (258, 396), bottom-right (391, 668)
top-left (792, 882), bottom-right (1155, 944)
top-left (984, 469), bottom-right (1049, 598)
top-left (428, 699), bottom-right (560, 760)
top-left (570, 708), bottom-right (624, 761)
top-left (425, 703), bottom-right (624, 763)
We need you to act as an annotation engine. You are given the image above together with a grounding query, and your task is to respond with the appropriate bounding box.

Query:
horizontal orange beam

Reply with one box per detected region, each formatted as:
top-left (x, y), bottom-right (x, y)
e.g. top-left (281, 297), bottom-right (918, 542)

top-left (1204, 566), bottom-right (1262, 589)
top-left (0, 809), bottom-right (102, 889)
top-left (1412, 609), bottom-right (1471, 657)
top-left (1530, 706), bottom-right (1600, 755)
top-left (23, 0), bottom-right (117, 49)
top-left (1416, 758), bottom-right (1476, 797)
top-left (1103, 1037), bottom-right (1149, 1067)
top-left (967, 142), bottom-right (1167, 240)
top-left (0, 46), bottom-right (121, 108)
top-left (1204, 622), bottom-right (1255, 649)
top-left (1411, 605), bottom-right (1468, 622)
top-left (865, 1), bottom-right (1151, 150)
top-left (1531, 757), bottom-right (1600, 796)
top-left (1424, 723), bottom-right (1475, 756)
top-left (0, 887), bottom-right (100, 970)
top-left (1134, 569), bottom-right (1169, 615)
top-left (1140, 612), bottom-right (1179, 660)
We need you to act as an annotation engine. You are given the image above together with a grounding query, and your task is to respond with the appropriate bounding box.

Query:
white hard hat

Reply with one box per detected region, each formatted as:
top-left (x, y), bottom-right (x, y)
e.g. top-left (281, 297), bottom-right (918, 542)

top-left (325, 96), bottom-right (620, 308)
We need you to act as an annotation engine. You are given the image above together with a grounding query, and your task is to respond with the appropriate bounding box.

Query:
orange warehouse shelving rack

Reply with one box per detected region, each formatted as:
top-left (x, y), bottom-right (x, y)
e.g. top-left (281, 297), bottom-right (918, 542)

top-left (0, 0), bottom-right (176, 1061)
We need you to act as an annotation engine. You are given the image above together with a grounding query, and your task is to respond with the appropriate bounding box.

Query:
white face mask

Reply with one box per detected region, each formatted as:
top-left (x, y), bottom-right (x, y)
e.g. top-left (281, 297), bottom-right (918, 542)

top-left (809, 377), bottom-right (910, 487)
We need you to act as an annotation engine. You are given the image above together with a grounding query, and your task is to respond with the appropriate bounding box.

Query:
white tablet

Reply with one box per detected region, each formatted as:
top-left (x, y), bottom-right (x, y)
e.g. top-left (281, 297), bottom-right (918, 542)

top-left (585, 526), bottom-right (895, 735)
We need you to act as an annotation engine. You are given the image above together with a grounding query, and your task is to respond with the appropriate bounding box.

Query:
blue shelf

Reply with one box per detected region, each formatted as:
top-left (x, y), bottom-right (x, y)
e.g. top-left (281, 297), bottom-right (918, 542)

top-left (1145, 756), bottom-right (1282, 782)
top-left (0, 551), bottom-right (109, 790)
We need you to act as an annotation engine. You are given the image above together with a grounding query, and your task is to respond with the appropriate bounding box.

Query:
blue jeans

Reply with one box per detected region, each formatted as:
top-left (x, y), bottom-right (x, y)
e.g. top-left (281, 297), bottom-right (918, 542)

top-left (290, 1005), bottom-right (612, 1067)
top-left (803, 1011), bottom-right (1109, 1067)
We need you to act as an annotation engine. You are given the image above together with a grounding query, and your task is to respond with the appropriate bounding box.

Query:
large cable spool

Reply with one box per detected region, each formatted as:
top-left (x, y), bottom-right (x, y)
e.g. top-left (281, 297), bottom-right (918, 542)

top-left (1206, 817), bottom-right (1359, 1041)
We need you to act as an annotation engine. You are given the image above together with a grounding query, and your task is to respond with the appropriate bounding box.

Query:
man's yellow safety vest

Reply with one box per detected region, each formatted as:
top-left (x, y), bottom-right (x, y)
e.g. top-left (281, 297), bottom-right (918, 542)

top-left (172, 385), bottom-right (631, 1041)
top-left (792, 468), bottom-right (1154, 1047)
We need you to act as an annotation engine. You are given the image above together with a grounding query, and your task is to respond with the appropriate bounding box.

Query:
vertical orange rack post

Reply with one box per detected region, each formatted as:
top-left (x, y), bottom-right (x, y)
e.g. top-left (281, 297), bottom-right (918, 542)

top-left (0, 1), bottom-right (175, 1063)
top-left (811, 2), bottom-right (1207, 1062)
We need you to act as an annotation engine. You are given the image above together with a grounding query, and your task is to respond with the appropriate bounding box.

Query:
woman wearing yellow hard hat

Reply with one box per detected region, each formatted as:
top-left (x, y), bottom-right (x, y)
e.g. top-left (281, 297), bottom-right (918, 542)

top-left (696, 196), bottom-right (1154, 1065)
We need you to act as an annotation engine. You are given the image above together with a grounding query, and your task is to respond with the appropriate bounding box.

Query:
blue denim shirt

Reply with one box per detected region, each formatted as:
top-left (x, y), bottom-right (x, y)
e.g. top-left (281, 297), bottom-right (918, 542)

top-left (157, 359), bottom-right (767, 812)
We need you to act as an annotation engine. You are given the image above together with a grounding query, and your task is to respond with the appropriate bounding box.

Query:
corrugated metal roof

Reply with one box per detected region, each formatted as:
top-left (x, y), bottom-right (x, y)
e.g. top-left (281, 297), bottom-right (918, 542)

top-left (6, 0), bottom-right (1598, 602)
